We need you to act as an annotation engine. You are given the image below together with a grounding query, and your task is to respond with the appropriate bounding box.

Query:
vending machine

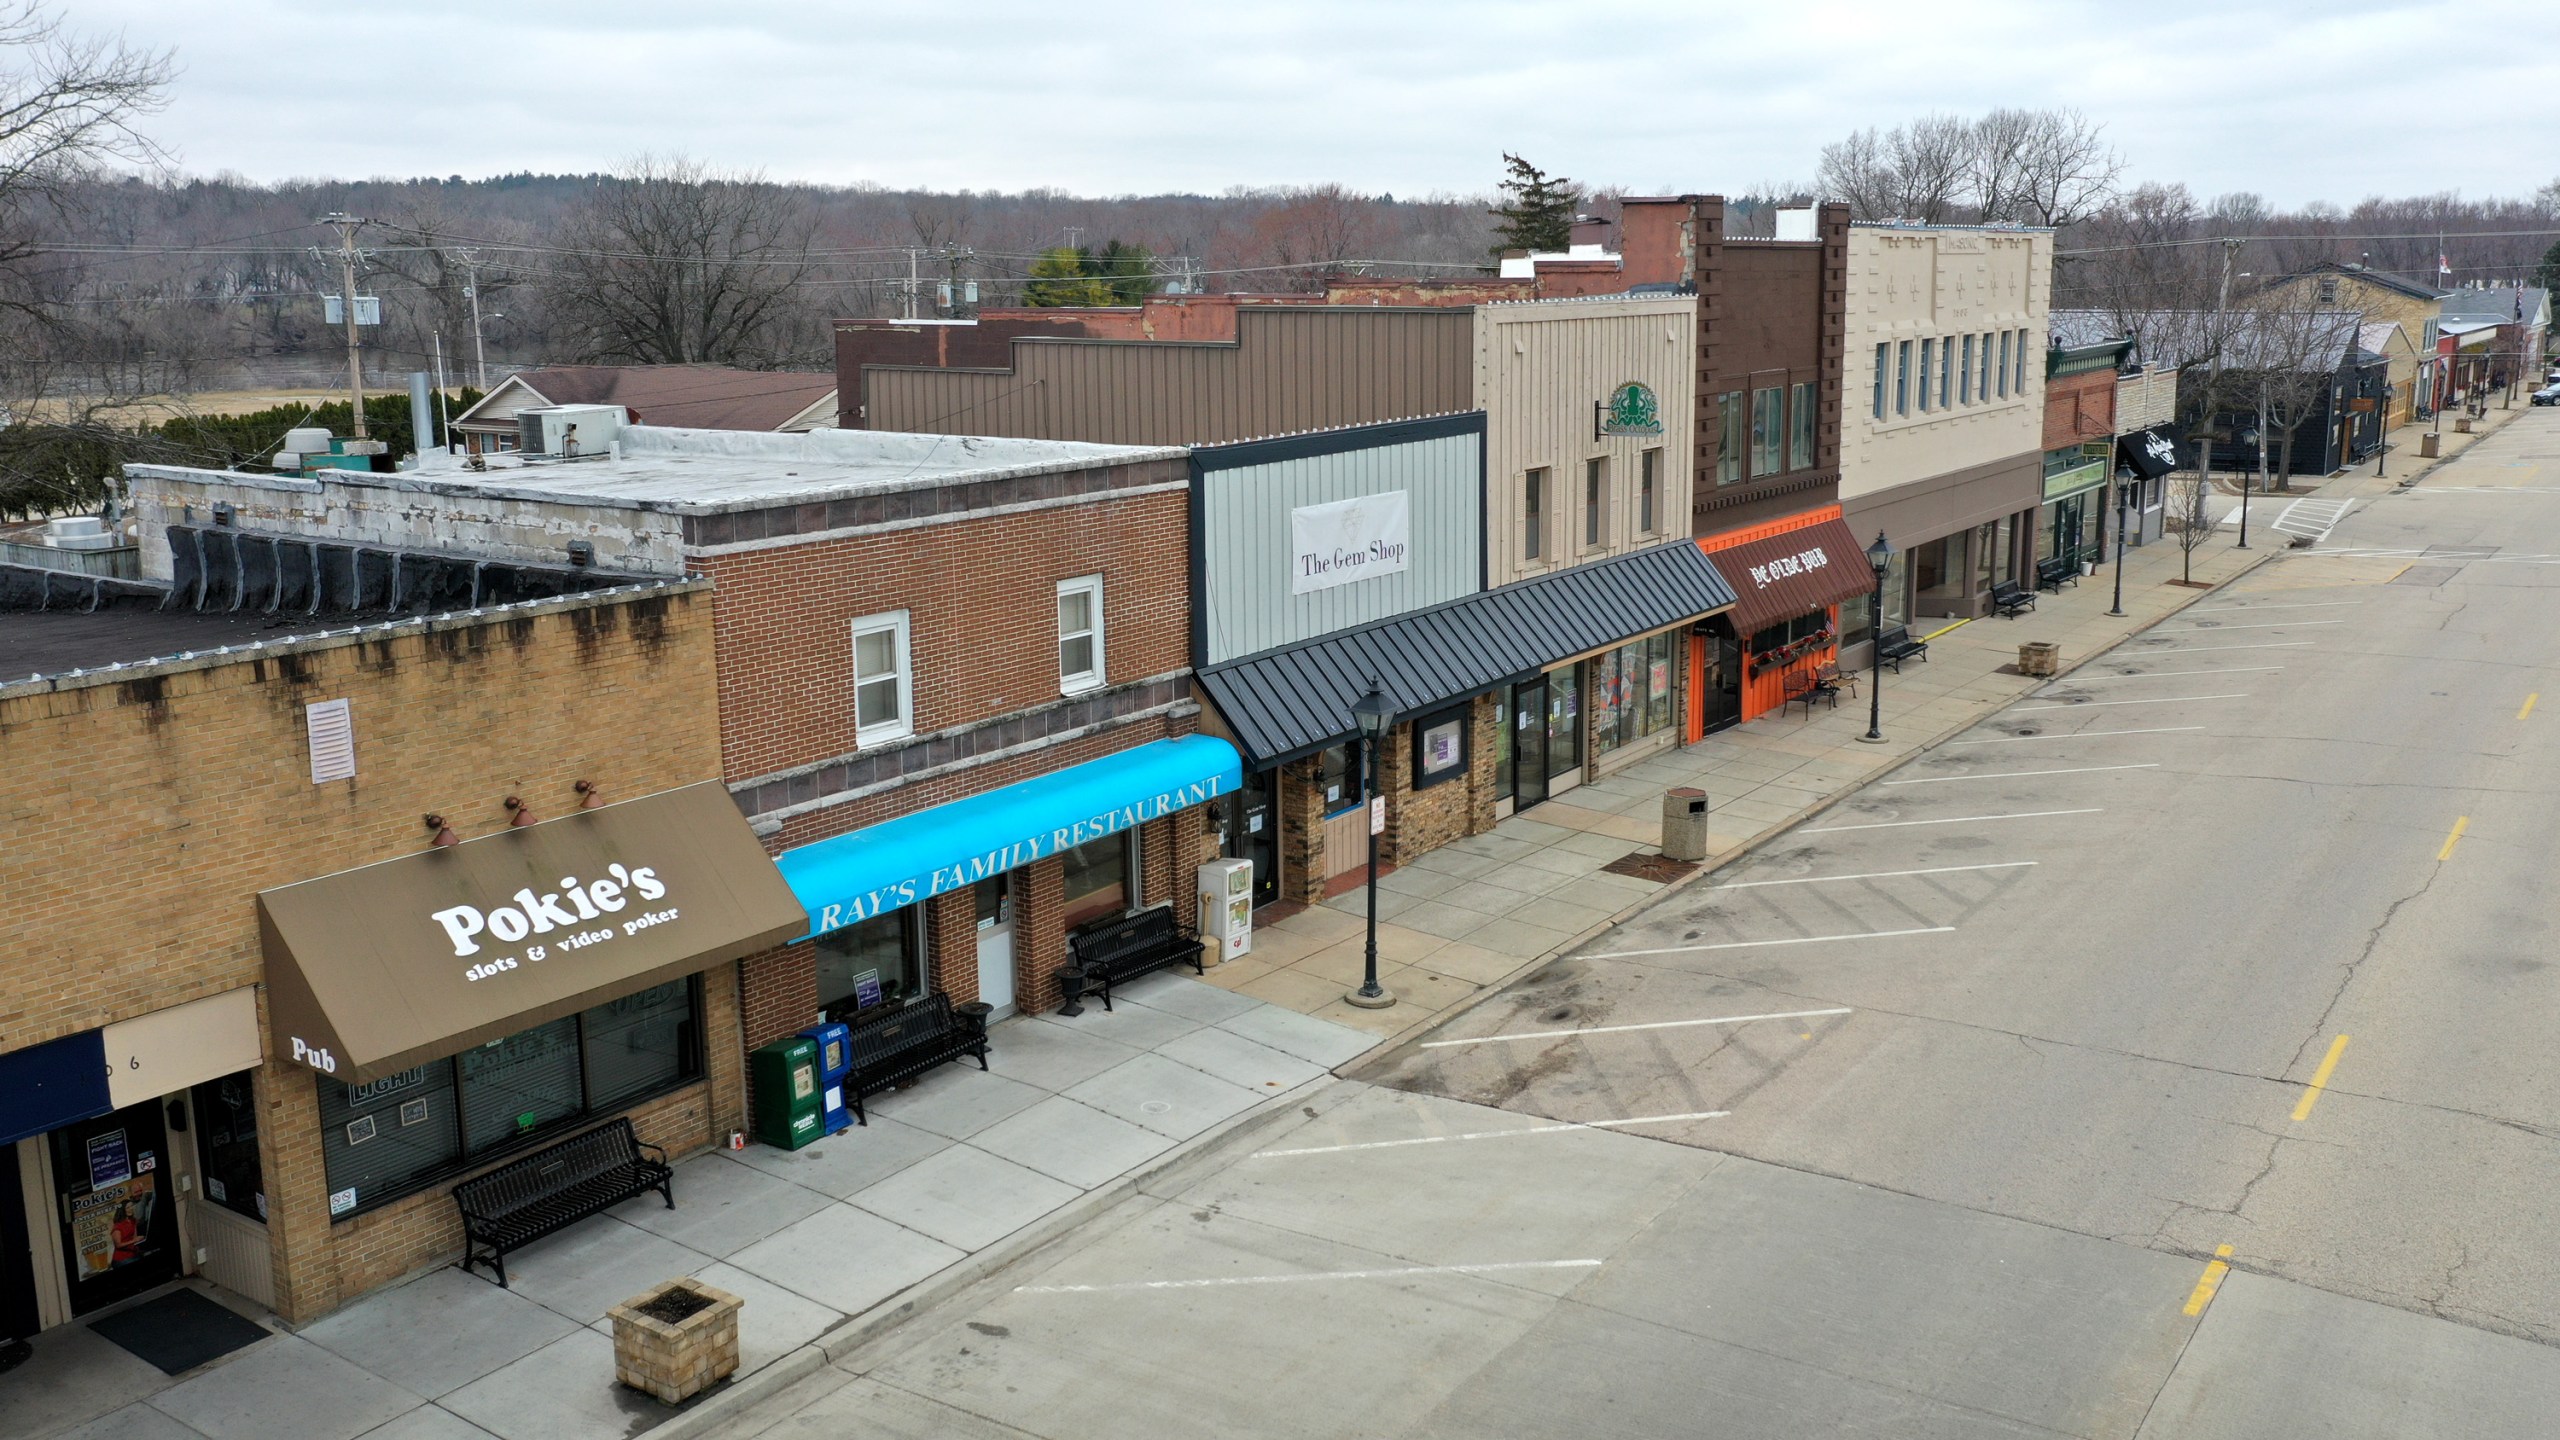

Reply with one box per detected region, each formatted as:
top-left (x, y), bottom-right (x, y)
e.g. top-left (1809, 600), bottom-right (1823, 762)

top-left (749, 1036), bottom-right (822, 1150)
top-left (1197, 858), bottom-right (1254, 961)
top-left (798, 1021), bottom-right (853, 1135)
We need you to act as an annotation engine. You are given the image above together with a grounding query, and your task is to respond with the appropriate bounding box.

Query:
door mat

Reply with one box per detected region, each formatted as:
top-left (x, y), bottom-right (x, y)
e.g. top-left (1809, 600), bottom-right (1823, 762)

top-left (1601, 851), bottom-right (1698, 884)
top-left (89, 1288), bottom-right (270, 1376)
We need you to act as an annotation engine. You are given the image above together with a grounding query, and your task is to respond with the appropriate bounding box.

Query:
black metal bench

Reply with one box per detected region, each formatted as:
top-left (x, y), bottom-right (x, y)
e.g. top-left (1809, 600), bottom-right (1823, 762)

top-left (1784, 669), bottom-right (1837, 717)
top-left (1058, 906), bottom-right (1204, 1016)
top-left (2035, 556), bottom-right (2080, 592)
top-left (844, 992), bottom-right (990, 1125)
top-left (453, 1117), bottom-right (671, 1288)
top-left (1875, 626), bottom-right (1929, 673)
top-left (1990, 579), bottom-right (2037, 617)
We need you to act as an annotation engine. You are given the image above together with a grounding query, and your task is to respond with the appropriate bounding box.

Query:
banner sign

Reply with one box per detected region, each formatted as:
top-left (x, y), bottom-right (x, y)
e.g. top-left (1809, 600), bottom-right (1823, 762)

top-left (1290, 492), bottom-right (1411, 595)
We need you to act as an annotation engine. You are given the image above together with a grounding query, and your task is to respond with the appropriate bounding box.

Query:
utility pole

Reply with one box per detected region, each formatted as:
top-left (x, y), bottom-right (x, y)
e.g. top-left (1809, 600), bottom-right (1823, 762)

top-left (455, 248), bottom-right (489, 390)
top-left (320, 213), bottom-right (369, 437)
top-left (2197, 237), bottom-right (2242, 546)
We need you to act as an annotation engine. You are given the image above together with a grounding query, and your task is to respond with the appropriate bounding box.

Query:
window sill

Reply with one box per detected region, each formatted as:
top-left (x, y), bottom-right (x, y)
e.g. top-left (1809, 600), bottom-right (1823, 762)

top-left (855, 722), bottom-right (914, 748)
top-left (1059, 675), bottom-right (1104, 698)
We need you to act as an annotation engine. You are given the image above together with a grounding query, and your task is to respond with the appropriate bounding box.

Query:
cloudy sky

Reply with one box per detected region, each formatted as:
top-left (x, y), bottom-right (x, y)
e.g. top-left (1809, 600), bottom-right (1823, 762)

top-left (81, 0), bottom-right (2560, 205)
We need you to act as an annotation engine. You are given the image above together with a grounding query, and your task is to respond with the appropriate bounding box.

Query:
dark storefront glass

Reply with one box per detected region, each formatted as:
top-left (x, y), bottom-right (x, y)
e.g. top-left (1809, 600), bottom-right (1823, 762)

top-left (1717, 392), bottom-right (1745, 485)
top-left (1545, 665), bottom-right (1581, 781)
top-left (818, 909), bottom-right (925, 1016)
top-left (1318, 741), bottom-right (1365, 815)
top-left (1063, 831), bottom-right (1135, 926)
top-left (1592, 632), bottom-right (1679, 759)
top-left (1750, 387), bottom-right (1783, 476)
top-left (1789, 381), bottom-right (1815, 469)
top-left (191, 1071), bottom-right (267, 1225)
top-left (314, 982), bottom-right (705, 1221)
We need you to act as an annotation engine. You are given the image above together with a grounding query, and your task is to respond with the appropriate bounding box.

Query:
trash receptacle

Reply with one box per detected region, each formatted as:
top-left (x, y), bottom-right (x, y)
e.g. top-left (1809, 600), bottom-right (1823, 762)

top-left (2420, 432), bottom-right (2442, 458)
top-left (2018, 641), bottom-right (2060, 677)
top-left (750, 1036), bottom-right (823, 1150)
top-left (1661, 787), bottom-right (1710, 862)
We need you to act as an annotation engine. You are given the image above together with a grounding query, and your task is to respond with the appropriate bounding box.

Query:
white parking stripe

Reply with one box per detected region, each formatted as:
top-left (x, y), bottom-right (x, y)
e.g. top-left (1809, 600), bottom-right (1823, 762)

top-left (1586, 926), bottom-right (1954, 957)
top-left (1713, 861), bottom-right (2037, 886)
top-left (2044, 666), bottom-right (2283, 684)
top-left (1885, 764), bottom-right (2156, 785)
top-left (2014, 693), bottom-right (2247, 711)
top-left (2189, 602), bottom-right (2361, 612)
top-left (1949, 727), bottom-right (2203, 744)
top-left (1251, 1111), bottom-right (1734, 1152)
top-left (1802, 810), bottom-right (2101, 833)
top-left (1017, 1259), bottom-right (1606, 1294)
top-left (2134, 642), bottom-right (2314, 655)
top-left (1420, 1011), bottom-right (1852, 1049)
top-left (2153, 620), bottom-right (2344, 633)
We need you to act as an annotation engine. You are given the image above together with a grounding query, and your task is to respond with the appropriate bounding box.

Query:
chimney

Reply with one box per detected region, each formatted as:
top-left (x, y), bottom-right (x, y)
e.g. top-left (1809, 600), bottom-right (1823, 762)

top-left (1569, 214), bottom-right (1613, 250)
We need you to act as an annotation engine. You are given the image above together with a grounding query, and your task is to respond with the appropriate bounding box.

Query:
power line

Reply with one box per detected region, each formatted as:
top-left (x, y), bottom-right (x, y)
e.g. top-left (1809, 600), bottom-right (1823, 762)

top-left (2059, 226), bottom-right (2560, 257)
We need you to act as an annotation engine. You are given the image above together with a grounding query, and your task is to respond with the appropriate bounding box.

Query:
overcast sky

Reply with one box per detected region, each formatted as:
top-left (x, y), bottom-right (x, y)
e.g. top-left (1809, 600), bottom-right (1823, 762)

top-left (81, 0), bottom-right (2560, 207)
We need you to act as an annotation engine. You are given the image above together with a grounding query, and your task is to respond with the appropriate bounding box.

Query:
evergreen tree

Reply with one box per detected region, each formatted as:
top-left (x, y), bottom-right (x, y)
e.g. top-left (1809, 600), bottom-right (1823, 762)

top-left (2537, 237), bottom-right (2560, 298)
top-left (1489, 153), bottom-right (1579, 257)
top-left (1092, 240), bottom-right (1159, 305)
top-left (1024, 247), bottom-right (1111, 306)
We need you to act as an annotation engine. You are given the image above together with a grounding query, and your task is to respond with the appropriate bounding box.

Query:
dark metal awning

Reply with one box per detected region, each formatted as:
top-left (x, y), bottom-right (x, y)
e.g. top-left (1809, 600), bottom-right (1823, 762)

top-left (1199, 540), bottom-right (1737, 769)
top-left (2118, 426), bottom-right (2182, 480)
top-left (1707, 517), bottom-right (1877, 638)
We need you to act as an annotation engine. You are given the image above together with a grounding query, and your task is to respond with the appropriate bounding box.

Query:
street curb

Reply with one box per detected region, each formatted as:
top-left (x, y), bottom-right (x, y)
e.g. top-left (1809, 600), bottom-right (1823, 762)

top-left (662, 1076), bottom-right (1354, 1439)
top-left (1333, 544), bottom-right (2286, 1082)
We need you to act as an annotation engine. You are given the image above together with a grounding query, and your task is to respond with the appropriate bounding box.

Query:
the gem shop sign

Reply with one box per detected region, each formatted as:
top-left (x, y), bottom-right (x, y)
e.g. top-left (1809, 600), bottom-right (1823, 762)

top-left (1600, 382), bottom-right (1664, 436)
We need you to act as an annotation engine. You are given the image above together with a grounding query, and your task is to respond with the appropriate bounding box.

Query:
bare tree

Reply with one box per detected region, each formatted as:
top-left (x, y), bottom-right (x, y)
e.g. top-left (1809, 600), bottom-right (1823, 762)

top-left (1816, 127), bottom-right (1900, 222)
top-left (2232, 287), bottom-right (2359, 490)
top-left (2163, 470), bottom-right (2217, 585)
top-left (2002, 108), bottom-right (2122, 228)
top-left (0, 1), bottom-right (173, 314)
top-left (1891, 115), bottom-right (1973, 224)
top-left (1967, 108), bottom-right (2039, 223)
top-left (543, 155), bottom-right (824, 367)
top-left (1818, 108), bottom-right (2118, 227)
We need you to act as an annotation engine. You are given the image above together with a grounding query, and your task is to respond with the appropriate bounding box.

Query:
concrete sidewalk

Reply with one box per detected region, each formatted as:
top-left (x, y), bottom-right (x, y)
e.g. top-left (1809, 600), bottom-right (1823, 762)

top-left (2, 979), bottom-right (1373, 1440)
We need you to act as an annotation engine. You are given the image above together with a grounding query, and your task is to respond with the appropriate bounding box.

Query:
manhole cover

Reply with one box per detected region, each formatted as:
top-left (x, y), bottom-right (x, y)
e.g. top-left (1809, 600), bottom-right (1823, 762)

top-left (1140, 1100), bottom-right (1173, 1115)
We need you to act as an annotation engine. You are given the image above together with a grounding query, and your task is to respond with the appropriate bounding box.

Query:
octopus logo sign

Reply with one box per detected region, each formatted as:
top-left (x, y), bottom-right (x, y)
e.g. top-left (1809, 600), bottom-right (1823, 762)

top-left (1601, 382), bottom-right (1664, 436)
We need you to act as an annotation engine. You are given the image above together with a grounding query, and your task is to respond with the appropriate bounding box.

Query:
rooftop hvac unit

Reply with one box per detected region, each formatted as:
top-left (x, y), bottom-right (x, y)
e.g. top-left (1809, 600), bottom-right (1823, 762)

top-left (516, 404), bottom-right (625, 458)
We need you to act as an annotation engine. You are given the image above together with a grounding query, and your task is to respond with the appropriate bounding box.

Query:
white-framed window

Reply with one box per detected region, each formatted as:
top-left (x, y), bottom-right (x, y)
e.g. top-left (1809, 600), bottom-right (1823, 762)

top-left (1057, 574), bottom-right (1104, 694)
top-left (851, 610), bottom-right (912, 744)
top-left (1583, 457), bottom-right (1607, 549)
top-left (1872, 342), bottom-right (1888, 419)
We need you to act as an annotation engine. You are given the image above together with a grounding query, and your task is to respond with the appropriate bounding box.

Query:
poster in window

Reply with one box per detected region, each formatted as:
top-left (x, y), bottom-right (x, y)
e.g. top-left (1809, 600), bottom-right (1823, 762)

top-left (1649, 658), bottom-right (1671, 698)
top-left (345, 1115), bottom-right (377, 1146)
top-left (400, 1098), bottom-right (430, 1128)
top-left (86, 1130), bottom-right (132, 1189)
top-left (1413, 710), bottom-right (1468, 787)
top-left (68, 1173), bottom-right (159, 1279)
top-left (854, 970), bottom-right (885, 1009)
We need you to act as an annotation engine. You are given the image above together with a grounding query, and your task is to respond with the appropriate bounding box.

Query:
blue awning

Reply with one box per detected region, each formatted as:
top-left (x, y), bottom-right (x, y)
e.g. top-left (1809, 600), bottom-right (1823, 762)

top-left (0, 1028), bottom-right (110, 1147)
top-left (777, 735), bottom-right (1243, 940)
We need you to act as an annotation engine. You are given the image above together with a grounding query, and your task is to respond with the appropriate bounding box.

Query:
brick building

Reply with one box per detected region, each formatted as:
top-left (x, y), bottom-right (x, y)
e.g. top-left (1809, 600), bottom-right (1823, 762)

top-left (0, 568), bottom-right (767, 1334)
top-left (2038, 335), bottom-right (2133, 571)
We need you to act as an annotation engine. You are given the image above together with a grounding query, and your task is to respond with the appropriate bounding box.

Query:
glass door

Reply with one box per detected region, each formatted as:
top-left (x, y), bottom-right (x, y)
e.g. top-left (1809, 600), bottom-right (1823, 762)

top-left (50, 1100), bottom-right (182, 1316)
top-left (1701, 627), bottom-right (1743, 734)
top-left (1511, 676), bottom-right (1549, 808)
top-left (974, 875), bottom-right (1015, 1019)
top-left (1545, 666), bottom-right (1583, 797)
top-left (2, 1143), bottom-right (36, 1341)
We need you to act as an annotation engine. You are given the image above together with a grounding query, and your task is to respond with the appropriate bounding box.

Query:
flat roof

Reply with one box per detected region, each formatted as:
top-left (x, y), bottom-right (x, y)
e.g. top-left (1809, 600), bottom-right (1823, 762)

top-left (308, 426), bottom-right (1180, 516)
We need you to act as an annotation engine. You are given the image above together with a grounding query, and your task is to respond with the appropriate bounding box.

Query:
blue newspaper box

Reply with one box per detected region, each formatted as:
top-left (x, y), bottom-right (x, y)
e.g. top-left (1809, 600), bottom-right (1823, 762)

top-left (799, 1022), bottom-right (853, 1134)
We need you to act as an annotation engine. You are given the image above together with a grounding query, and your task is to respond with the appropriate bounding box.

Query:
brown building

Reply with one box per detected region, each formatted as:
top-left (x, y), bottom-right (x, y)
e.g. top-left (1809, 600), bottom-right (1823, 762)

top-left (0, 561), bottom-right (774, 1334)
top-left (2038, 336), bottom-right (2133, 572)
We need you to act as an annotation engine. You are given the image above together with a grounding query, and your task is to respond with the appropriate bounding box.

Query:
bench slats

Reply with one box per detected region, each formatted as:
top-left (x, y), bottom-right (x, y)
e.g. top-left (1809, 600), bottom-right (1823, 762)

top-left (452, 1117), bottom-right (671, 1288)
top-left (841, 993), bottom-right (989, 1126)
top-left (1057, 907), bottom-right (1203, 1015)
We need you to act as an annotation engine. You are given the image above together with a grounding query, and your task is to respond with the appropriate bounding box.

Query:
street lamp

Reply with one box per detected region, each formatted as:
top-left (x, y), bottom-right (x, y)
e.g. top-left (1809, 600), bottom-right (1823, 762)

top-left (1345, 681), bottom-right (1397, 1009)
top-left (2234, 419), bottom-right (2258, 550)
top-left (1859, 531), bottom-right (1892, 744)
top-left (2109, 483), bottom-right (2131, 618)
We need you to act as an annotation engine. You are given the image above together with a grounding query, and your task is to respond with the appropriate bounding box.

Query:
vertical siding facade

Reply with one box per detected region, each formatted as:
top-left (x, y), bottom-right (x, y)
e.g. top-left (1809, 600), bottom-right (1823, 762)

top-left (1194, 417), bottom-right (1485, 666)
top-left (860, 308), bottom-right (1475, 445)
top-left (1475, 296), bottom-right (1698, 587)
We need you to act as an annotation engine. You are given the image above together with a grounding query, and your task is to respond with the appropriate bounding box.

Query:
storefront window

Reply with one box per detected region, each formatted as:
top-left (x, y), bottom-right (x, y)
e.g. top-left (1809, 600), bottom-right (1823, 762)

top-left (1717, 393), bottom-right (1745, 485)
top-left (1914, 533), bottom-right (1967, 609)
top-left (1492, 691), bottom-right (1514, 802)
top-left (1749, 387), bottom-right (1783, 476)
top-left (1318, 740), bottom-right (1365, 815)
top-left (817, 909), bottom-right (924, 1016)
top-left (317, 1063), bottom-right (462, 1216)
top-left (1839, 590), bottom-right (1873, 650)
top-left (1545, 666), bottom-right (1581, 781)
top-left (1411, 706), bottom-right (1470, 788)
top-left (192, 1072), bottom-right (266, 1224)
top-left (1992, 515), bottom-right (2015, 583)
top-left (1063, 831), bottom-right (1135, 926)
top-left (1789, 382), bottom-right (1815, 469)
top-left (583, 980), bottom-right (698, 1113)
top-left (458, 1017), bottom-right (584, 1156)
top-left (1590, 632), bottom-right (1681, 759)
top-left (1882, 550), bottom-right (1911, 631)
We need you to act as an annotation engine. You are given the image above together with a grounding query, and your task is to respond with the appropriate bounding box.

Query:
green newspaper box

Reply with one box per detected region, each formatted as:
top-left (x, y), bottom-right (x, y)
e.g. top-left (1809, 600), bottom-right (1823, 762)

top-left (750, 1035), bottom-right (823, 1150)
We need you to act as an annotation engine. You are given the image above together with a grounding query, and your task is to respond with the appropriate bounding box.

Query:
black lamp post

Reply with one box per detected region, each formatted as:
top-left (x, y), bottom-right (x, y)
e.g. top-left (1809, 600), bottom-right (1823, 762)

top-left (1345, 682), bottom-right (1397, 1009)
top-left (1859, 531), bottom-right (1892, 744)
top-left (2109, 484), bottom-right (2131, 618)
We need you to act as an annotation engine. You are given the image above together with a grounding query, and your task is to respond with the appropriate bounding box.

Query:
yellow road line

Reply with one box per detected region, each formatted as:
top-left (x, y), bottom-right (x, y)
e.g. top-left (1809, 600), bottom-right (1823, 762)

top-left (2292, 1034), bottom-right (2351, 1122)
top-left (1920, 617), bottom-right (1972, 641)
top-left (2438, 816), bottom-right (2470, 862)
top-left (2521, 693), bottom-right (2539, 720)
top-left (2183, 1244), bottom-right (2235, 1317)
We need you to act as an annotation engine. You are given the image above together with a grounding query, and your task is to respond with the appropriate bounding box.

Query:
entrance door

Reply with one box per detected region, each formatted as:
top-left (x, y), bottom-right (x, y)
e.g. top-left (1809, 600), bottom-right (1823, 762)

top-left (1545, 665), bottom-right (1583, 798)
top-left (974, 875), bottom-right (1015, 1020)
top-left (49, 1100), bottom-right (181, 1316)
top-left (1701, 628), bottom-right (1743, 735)
top-left (1218, 771), bottom-right (1280, 907)
top-left (183, 1073), bottom-right (274, 1308)
top-left (1511, 676), bottom-right (1549, 809)
top-left (2, 1143), bottom-right (37, 1341)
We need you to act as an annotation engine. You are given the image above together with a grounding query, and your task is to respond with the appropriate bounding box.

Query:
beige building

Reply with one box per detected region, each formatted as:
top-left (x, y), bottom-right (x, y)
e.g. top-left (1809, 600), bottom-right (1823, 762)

top-left (1839, 222), bottom-right (2053, 635)
top-left (1474, 294), bottom-right (1698, 587)
top-left (2359, 321), bottom-right (2421, 427)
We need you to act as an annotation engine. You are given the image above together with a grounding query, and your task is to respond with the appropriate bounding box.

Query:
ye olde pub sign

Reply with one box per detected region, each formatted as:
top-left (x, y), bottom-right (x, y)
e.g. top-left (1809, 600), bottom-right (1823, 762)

top-left (1597, 382), bottom-right (1664, 437)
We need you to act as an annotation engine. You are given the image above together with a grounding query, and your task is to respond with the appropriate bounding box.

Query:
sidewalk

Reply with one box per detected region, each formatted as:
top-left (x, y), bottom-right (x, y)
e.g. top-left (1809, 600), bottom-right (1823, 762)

top-left (3, 979), bottom-right (1373, 1440)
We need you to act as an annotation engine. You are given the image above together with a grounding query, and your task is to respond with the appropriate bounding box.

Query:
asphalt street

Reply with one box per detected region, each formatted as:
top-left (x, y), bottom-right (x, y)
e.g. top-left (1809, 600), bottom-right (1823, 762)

top-left (720, 407), bottom-right (2560, 1440)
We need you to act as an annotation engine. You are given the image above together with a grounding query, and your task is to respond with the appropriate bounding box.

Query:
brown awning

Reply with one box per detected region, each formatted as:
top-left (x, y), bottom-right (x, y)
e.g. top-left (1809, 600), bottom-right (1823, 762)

top-left (1703, 517), bottom-right (1876, 637)
top-left (259, 781), bottom-right (802, 1085)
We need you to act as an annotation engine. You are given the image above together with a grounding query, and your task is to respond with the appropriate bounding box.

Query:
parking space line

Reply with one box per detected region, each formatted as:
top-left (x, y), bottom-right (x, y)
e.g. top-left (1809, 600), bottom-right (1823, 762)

top-left (2521, 692), bottom-right (2539, 720)
top-left (2183, 1245), bottom-right (2236, 1317)
top-left (1251, 1111), bottom-right (1733, 1154)
top-left (2043, 667), bottom-right (2284, 685)
top-left (2154, 620), bottom-right (2344, 633)
top-left (1018, 1259), bottom-right (1608, 1294)
top-left (1714, 862), bottom-right (2036, 887)
top-left (1949, 727), bottom-right (2202, 744)
top-left (1804, 810), bottom-right (2099, 833)
top-left (2291, 1035), bottom-right (2350, 1123)
top-left (2015, 694), bottom-right (2247, 712)
top-left (1421, 1009), bottom-right (1852, 1048)
top-left (2438, 816), bottom-right (2469, 861)
top-left (1885, 764), bottom-right (2156, 785)
top-left (2189, 602), bottom-right (2361, 612)
top-left (2133, 642), bottom-right (2315, 655)
top-left (1586, 926), bottom-right (1953, 958)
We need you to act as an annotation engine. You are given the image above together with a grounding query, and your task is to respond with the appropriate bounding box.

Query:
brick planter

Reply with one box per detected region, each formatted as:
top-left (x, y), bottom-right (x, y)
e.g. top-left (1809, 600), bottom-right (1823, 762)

top-left (608, 1278), bottom-right (743, 1405)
